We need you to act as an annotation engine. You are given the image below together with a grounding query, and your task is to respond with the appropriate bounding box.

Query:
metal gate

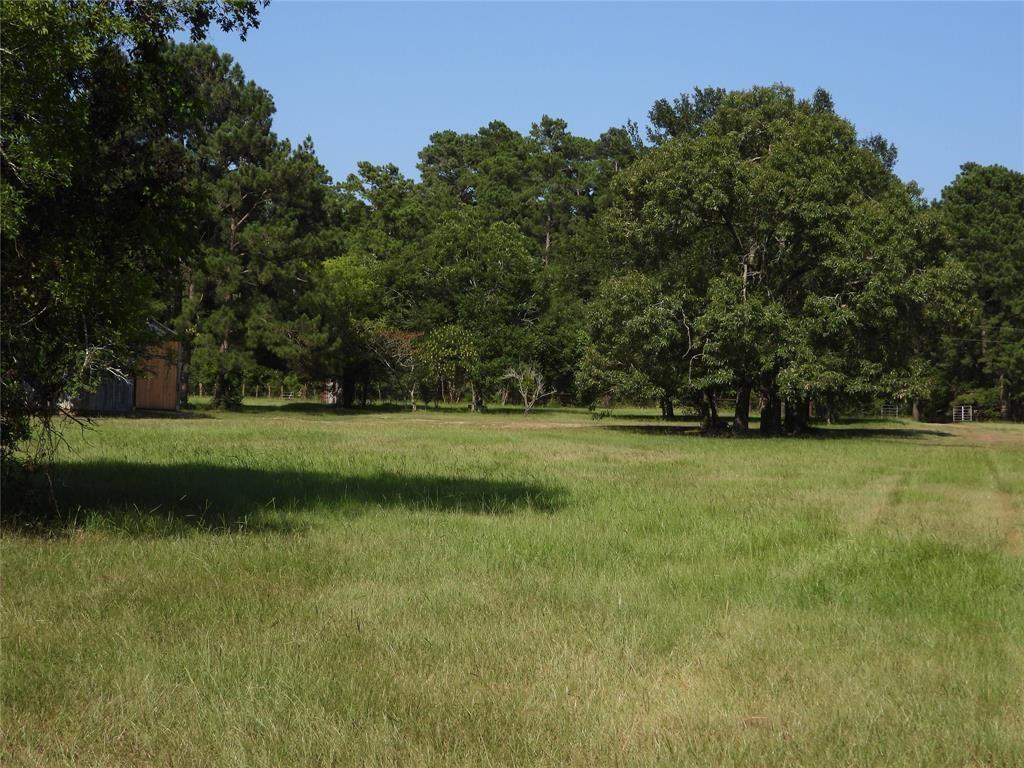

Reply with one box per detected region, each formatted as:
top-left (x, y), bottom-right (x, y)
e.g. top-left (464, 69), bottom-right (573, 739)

top-left (952, 405), bottom-right (973, 422)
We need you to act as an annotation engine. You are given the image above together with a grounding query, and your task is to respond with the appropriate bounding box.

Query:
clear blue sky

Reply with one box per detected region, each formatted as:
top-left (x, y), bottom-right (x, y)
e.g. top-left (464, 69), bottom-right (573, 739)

top-left (203, 1), bottom-right (1024, 199)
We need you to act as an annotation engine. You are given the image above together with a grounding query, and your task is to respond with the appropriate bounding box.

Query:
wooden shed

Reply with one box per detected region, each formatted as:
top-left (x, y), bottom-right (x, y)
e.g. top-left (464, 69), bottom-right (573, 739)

top-left (73, 339), bottom-right (181, 414)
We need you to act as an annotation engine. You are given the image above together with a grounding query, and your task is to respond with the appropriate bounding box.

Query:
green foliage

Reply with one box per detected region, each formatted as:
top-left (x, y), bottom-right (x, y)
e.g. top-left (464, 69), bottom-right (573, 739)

top-left (577, 272), bottom-right (691, 406)
top-left (646, 86), bottom-right (726, 144)
top-left (596, 84), bottom-right (971, 432)
top-left (938, 163), bottom-right (1024, 419)
top-left (0, 1), bottom-right (265, 479)
top-left (953, 386), bottom-right (1004, 417)
top-left (417, 326), bottom-right (480, 404)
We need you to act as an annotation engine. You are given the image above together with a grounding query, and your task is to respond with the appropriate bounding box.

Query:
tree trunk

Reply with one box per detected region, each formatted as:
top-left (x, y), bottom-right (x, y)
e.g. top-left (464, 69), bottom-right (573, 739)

top-left (695, 398), bottom-right (709, 430)
top-left (340, 367), bottom-right (356, 409)
top-left (213, 368), bottom-right (237, 409)
top-left (470, 384), bottom-right (485, 412)
top-left (760, 386), bottom-right (781, 436)
top-left (785, 398), bottom-right (810, 435)
top-left (733, 383), bottom-right (751, 434)
top-left (701, 390), bottom-right (719, 433)
top-left (212, 333), bottom-right (239, 408)
top-left (912, 398), bottom-right (921, 421)
top-left (543, 214), bottom-right (551, 262)
top-left (177, 335), bottom-right (192, 409)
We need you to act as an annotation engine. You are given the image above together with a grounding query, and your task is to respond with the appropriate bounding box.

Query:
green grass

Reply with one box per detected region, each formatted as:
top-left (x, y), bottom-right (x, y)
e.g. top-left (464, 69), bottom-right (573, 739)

top-left (3, 404), bottom-right (1023, 766)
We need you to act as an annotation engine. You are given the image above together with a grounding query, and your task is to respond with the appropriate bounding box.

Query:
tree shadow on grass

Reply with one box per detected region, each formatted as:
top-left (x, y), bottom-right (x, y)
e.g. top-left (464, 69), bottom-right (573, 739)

top-left (602, 424), bottom-right (954, 440)
top-left (602, 412), bottom-right (679, 423)
top-left (78, 409), bottom-right (215, 420)
top-left (804, 426), bottom-right (954, 440)
top-left (603, 424), bottom-right (702, 437)
top-left (14, 462), bottom-right (566, 535)
top-left (181, 401), bottom-right (407, 417)
top-left (234, 402), bottom-right (409, 416)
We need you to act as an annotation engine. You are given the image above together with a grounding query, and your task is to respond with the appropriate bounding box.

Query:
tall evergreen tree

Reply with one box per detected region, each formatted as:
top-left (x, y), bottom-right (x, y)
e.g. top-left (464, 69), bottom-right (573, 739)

top-left (939, 164), bottom-right (1024, 419)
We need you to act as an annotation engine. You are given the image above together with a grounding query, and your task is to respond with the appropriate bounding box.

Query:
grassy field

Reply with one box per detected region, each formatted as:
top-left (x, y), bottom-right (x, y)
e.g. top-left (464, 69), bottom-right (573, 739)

top-left (3, 403), bottom-right (1023, 767)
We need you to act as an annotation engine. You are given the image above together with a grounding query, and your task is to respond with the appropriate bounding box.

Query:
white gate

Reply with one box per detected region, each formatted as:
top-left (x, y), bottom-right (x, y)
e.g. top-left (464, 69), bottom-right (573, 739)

top-left (952, 404), bottom-right (973, 423)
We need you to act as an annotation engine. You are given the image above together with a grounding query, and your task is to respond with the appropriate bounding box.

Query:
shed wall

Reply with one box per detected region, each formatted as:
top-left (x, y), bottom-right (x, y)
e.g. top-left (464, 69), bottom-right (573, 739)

top-left (75, 378), bottom-right (134, 413)
top-left (135, 341), bottom-right (180, 410)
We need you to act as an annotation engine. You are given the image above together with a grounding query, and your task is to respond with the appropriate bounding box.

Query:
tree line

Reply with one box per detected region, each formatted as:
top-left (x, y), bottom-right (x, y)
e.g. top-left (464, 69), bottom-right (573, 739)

top-left (3, 1), bottom-right (1022, 482)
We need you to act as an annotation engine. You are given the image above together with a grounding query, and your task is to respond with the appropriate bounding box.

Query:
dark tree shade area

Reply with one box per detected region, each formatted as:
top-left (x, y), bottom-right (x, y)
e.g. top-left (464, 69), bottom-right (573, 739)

top-left (3, 2), bottom-right (1022, 487)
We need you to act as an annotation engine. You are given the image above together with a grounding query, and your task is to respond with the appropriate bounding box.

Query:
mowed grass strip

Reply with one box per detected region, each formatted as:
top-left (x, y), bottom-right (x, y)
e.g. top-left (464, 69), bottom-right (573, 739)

top-left (3, 405), bottom-right (1023, 767)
